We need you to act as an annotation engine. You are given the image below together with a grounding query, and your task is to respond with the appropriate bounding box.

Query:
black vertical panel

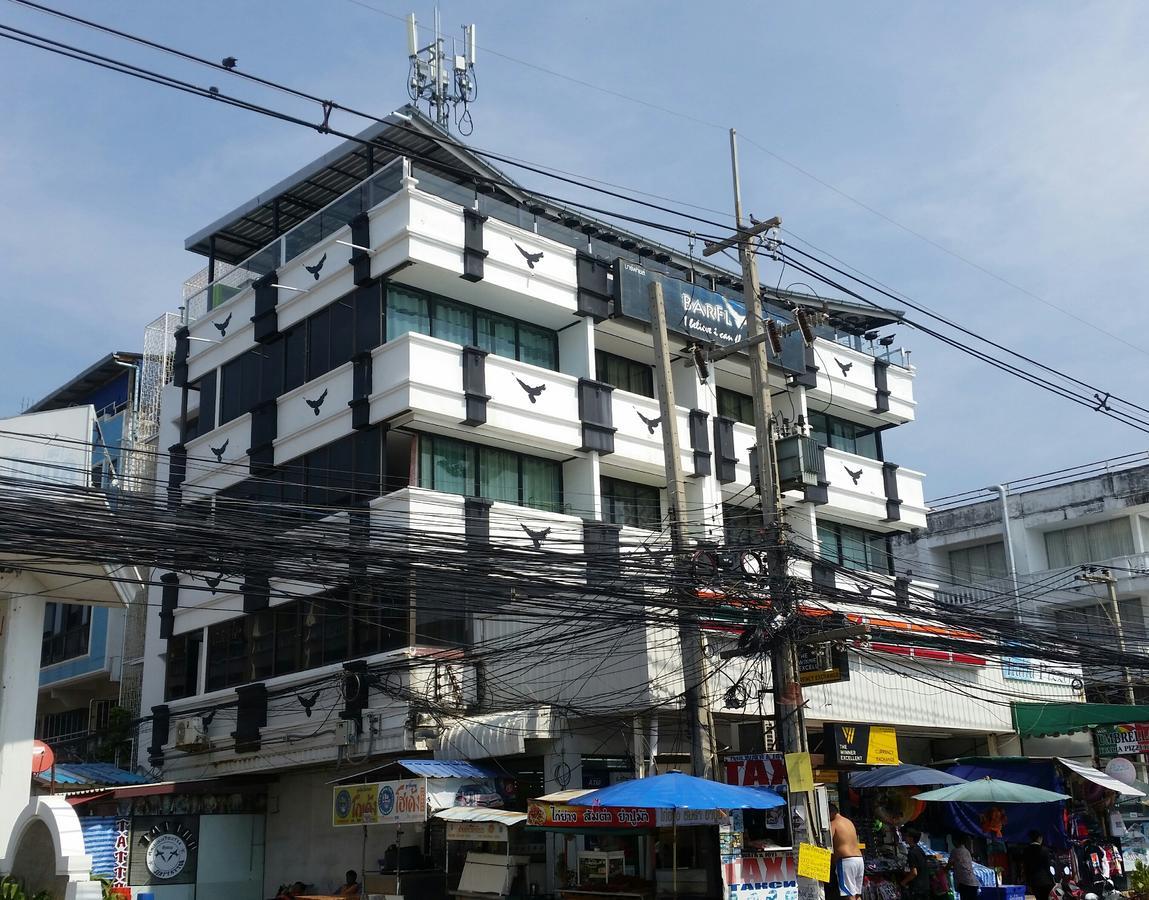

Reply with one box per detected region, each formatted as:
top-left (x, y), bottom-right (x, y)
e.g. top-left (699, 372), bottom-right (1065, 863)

top-left (794, 344), bottom-right (819, 388)
top-left (576, 252), bottom-right (611, 320)
top-left (173, 327), bottom-right (189, 388)
top-left (350, 213), bottom-right (373, 286)
top-left (341, 660), bottom-right (369, 724)
top-left (260, 336), bottom-right (285, 403)
top-left (812, 562), bottom-right (836, 590)
top-left (167, 443), bottom-right (187, 509)
top-left (461, 208), bottom-right (488, 282)
top-left (688, 409), bottom-right (711, 477)
top-left (894, 575), bottom-right (910, 608)
top-left (461, 346), bottom-right (489, 426)
top-left (882, 461), bottom-right (902, 522)
top-left (197, 370), bottom-right (218, 434)
top-left (578, 378), bottom-right (616, 453)
top-left (583, 522), bottom-right (621, 586)
top-left (159, 573), bottom-right (179, 640)
top-left (242, 571), bottom-right (270, 614)
top-left (248, 400), bottom-right (277, 474)
top-left (148, 705), bottom-right (170, 765)
top-left (252, 272), bottom-right (280, 344)
top-left (283, 326), bottom-right (306, 392)
top-left (464, 496), bottom-right (492, 579)
top-left (713, 416), bottom-right (738, 483)
top-left (873, 359), bottom-right (891, 413)
top-left (748, 446), bottom-right (761, 495)
top-left (232, 683), bottom-right (268, 753)
top-left (353, 282), bottom-right (383, 354)
top-left (350, 352), bottom-right (374, 431)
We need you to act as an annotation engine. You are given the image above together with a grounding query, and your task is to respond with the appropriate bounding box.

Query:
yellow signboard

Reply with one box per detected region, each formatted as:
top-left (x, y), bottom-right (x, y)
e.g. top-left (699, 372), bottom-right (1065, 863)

top-left (866, 726), bottom-right (900, 765)
top-left (332, 784), bottom-right (378, 827)
top-left (784, 752), bottom-right (815, 794)
top-left (796, 843), bottom-right (832, 882)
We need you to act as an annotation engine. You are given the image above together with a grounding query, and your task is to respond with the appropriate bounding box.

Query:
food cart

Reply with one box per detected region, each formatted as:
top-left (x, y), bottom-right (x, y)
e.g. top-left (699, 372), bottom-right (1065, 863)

top-left (432, 807), bottom-right (530, 898)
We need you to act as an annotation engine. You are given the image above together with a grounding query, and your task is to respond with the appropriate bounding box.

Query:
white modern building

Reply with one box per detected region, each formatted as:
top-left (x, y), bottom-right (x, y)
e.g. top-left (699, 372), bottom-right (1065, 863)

top-left (127, 107), bottom-right (1076, 895)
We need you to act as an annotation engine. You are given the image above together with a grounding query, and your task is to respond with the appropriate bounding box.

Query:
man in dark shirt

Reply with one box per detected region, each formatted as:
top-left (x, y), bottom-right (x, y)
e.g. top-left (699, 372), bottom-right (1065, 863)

top-left (1022, 831), bottom-right (1056, 900)
top-left (901, 826), bottom-right (931, 900)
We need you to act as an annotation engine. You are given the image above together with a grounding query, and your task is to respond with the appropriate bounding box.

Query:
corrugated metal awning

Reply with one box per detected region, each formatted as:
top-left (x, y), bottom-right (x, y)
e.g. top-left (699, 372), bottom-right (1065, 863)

top-left (437, 708), bottom-right (558, 760)
top-left (399, 759), bottom-right (494, 779)
top-left (1058, 757), bottom-right (1145, 797)
top-left (433, 807), bottom-right (527, 826)
top-left (39, 763), bottom-right (152, 788)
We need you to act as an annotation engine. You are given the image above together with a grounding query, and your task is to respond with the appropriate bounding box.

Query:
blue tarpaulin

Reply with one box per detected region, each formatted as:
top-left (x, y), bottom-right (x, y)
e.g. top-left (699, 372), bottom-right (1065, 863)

top-left (38, 763), bottom-right (151, 788)
top-left (942, 759), bottom-right (1067, 848)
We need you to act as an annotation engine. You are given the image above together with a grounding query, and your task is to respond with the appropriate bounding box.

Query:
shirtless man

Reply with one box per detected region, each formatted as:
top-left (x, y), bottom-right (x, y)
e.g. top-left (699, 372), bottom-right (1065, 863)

top-left (830, 802), bottom-right (864, 900)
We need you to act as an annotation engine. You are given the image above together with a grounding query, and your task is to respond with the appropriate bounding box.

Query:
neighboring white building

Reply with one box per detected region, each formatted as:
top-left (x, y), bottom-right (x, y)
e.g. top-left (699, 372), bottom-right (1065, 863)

top-left (896, 456), bottom-right (1149, 711)
top-left (131, 107), bottom-right (1074, 895)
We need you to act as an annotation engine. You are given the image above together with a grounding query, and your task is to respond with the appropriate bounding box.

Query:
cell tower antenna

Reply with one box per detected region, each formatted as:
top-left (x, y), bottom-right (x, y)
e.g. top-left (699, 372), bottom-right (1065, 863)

top-left (405, 8), bottom-right (479, 134)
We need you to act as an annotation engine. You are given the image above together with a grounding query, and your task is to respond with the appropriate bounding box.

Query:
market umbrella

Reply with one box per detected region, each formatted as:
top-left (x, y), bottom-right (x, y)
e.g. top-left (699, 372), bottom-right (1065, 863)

top-left (570, 773), bottom-right (784, 897)
top-left (850, 764), bottom-right (968, 789)
top-left (914, 776), bottom-right (1070, 803)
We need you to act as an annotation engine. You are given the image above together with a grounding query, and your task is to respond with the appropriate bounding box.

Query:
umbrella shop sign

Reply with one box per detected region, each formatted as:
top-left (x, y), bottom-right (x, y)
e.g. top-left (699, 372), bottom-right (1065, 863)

top-left (723, 854), bottom-right (798, 900)
top-left (332, 779), bottom-right (426, 827)
top-left (823, 723), bottom-right (900, 767)
top-left (613, 261), bottom-right (806, 372)
top-left (526, 801), bottom-right (726, 829)
top-left (1096, 723), bottom-right (1149, 757)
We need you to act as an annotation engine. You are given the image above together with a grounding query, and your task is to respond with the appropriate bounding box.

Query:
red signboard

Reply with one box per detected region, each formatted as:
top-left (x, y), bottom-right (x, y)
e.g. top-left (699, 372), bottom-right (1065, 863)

top-left (724, 753), bottom-right (787, 789)
top-left (527, 801), bottom-right (655, 829)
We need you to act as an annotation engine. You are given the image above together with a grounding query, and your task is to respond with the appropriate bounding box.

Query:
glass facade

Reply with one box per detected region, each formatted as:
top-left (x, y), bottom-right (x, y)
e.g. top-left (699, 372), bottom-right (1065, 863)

top-left (817, 521), bottom-right (891, 573)
top-left (419, 434), bottom-right (563, 512)
top-left (808, 411), bottom-right (879, 460)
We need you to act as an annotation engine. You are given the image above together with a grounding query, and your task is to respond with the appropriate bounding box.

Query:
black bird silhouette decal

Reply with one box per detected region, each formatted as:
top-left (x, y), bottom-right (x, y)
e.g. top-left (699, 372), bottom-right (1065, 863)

top-left (521, 523), bottom-right (551, 550)
top-left (858, 585), bottom-right (874, 599)
top-left (204, 572), bottom-right (223, 594)
top-left (844, 465), bottom-right (863, 485)
top-left (835, 357), bottom-right (853, 376)
top-left (298, 690), bottom-right (321, 717)
top-left (304, 252), bottom-right (327, 280)
top-left (515, 377), bottom-right (546, 403)
top-left (305, 388), bottom-right (328, 415)
top-left (210, 438), bottom-right (229, 462)
top-left (636, 410), bottom-right (661, 434)
top-left (213, 312), bottom-right (232, 336)
top-left (515, 242), bottom-right (544, 269)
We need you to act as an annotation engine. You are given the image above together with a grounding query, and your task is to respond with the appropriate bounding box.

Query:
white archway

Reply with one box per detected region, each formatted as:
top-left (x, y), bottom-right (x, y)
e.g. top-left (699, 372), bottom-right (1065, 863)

top-left (1, 796), bottom-right (103, 900)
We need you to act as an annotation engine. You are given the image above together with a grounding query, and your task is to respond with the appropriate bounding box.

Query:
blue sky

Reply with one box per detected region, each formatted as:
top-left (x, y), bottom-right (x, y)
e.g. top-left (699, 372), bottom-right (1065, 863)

top-left (2, 1), bottom-right (1147, 499)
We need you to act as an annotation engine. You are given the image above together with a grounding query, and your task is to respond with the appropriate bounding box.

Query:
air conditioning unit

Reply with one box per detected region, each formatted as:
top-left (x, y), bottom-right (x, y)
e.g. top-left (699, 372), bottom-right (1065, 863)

top-left (173, 716), bottom-right (209, 750)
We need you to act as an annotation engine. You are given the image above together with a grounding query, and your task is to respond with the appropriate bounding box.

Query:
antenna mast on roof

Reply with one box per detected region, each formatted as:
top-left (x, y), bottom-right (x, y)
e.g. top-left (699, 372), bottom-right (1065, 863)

top-left (406, 8), bottom-right (478, 134)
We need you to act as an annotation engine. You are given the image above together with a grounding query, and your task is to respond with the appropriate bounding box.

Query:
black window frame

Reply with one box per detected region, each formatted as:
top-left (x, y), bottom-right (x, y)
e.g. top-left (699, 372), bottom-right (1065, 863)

top-left (716, 388), bottom-right (754, 426)
top-left (164, 630), bottom-right (202, 701)
top-left (600, 476), bottom-right (663, 530)
top-left (816, 520), bottom-right (892, 574)
top-left (417, 433), bottom-right (564, 513)
top-left (41, 602), bottom-right (92, 666)
top-left (595, 350), bottom-right (654, 398)
top-left (808, 411), bottom-right (881, 460)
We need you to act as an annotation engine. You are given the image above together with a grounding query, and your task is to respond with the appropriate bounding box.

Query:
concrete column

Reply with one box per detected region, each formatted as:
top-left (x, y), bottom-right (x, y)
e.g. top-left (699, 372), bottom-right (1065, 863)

top-left (565, 453), bottom-right (601, 521)
top-left (0, 575), bottom-right (48, 865)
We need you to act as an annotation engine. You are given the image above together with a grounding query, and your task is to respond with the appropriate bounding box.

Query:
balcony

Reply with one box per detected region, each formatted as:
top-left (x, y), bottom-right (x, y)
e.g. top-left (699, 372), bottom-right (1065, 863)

top-left (807, 340), bottom-right (916, 426)
top-left (822, 447), bottom-right (926, 531)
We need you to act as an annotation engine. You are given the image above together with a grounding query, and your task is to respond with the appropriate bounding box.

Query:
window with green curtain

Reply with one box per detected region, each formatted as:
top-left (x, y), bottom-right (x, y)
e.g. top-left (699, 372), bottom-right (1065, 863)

top-left (596, 350), bottom-right (654, 398)
top-left (479, 446), bottom-right (519, 504)
top-left (948, 542), bottom-right (1007, 583)
top-left (808, 411), bottom-right (879, 460)
top-left (386, 286), bottom-right (430, 340)
top-left (818, 521), bottom-right (891, 573)
top-left (420, 435), bottom-right (472, 496)
top-left (1045, 518), bottom-right (1134, 568)
top-left (523, 456), bottom-right (562, 512)
top-left (432, 296), bottom-right (472, 345)
top-left (519, 323), bottom-right (558, 369)
top-left (717, 388), bottom-right (754, 425)
top-left (478, 311), bottom-right (516, 359)
top-left (601, 476), bottom-right (662, 529)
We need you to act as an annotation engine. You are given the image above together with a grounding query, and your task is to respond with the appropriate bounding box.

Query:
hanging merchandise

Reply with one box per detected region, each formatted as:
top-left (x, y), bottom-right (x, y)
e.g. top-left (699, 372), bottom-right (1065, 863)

top-left (873, 787), bottom-right (924, 826)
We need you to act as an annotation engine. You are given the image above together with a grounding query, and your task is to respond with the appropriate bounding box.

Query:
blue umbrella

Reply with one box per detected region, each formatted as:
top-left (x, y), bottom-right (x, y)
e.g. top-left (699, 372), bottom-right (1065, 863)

top-left (569, 771), bottom-right (785, 810)
top-left (570, 773), bottom-right (785, 898)
top-left (850, 764), bottom-right (968, 789)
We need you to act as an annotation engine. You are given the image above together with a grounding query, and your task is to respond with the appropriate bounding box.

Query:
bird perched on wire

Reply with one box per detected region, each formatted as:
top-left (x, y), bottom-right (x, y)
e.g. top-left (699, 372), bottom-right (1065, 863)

top-left (221, 56), bottom-right (238, 70)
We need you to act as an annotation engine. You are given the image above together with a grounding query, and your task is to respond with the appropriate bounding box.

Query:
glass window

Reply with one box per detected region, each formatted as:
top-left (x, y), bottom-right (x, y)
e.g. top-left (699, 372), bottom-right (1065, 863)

top-left (432, 297), bottom-right (473, 345)
top-left (949, 542), bottom-right (1008, 583)
top-left (354, 284), bottom-right (383, 354)
top-left (331, 295), bottom-right (355, 365)
top-left (1045, 519), bottom-right (1134, 568)
top-left (519, 323), bottom-right (558, 369)
top-left (523, 456), bottom-right (562, 513)
top-left (717, 389), bottom-right (754, 426)
top-left (601, 477), bottom-right (662, 529)
top-left (415, 572), bottom-right (468, 647)
top-left (479, 446), bottom-right (519, 504)
top-left (387, 286), bottom-right (431, 340)
top-left (420, 435), bottom-right (473, 496)
top-left (596, 351), bottom-right (654, 398)
top-left (307, 306), bottom-right (332, 381)
top-left (283, 326), bottom-right (306, 392)
top-left (41, 602), bottom-right (92, 666)
top-left (808, 411), bottom-right (879, 460)
top-left (478, 311), bottom-right (516, 359)
top-left (164, 630), bottom-right (202, 701)
top-left (818, 521), bottom-right (890, 573)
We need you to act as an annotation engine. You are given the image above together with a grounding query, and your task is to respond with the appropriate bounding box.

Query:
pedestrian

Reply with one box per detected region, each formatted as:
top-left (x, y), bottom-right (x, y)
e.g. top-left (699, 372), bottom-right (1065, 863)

top-left (1022, 831), bottom-right (1056, 900)
top-left (947, 834), bottom-right (980, 900)
top-left (900, 826), bottom-right (931, 900)
top-left (830, 802), bottom-right (864, 900)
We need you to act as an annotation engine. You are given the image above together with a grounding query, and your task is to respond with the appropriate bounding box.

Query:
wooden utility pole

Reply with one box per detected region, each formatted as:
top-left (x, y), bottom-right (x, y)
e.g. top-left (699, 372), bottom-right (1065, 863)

top-left (649, 280), bottom-right (717, 779)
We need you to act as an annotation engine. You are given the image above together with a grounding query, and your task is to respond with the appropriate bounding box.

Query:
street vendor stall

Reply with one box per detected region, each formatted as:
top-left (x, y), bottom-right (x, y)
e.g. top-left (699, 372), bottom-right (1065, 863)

top-left (432, 806), bottom-right (530, 898)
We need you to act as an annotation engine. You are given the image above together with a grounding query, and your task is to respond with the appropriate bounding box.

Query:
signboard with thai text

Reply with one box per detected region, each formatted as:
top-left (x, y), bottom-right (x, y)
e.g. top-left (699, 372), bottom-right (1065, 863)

top-left (823, 723), bottom-right (899, 766)
top-left (445, 820), bottom-right (509, 842)
top-left (525, 801), bottom-right (726, 829)
top-left (332, 779), bottom-right (426, 827)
